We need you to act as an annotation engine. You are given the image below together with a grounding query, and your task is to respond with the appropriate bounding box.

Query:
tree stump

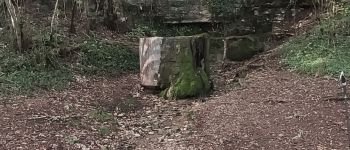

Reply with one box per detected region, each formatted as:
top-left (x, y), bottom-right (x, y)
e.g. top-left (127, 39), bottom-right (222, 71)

top-left (139, 34), bottom-right (211, 99)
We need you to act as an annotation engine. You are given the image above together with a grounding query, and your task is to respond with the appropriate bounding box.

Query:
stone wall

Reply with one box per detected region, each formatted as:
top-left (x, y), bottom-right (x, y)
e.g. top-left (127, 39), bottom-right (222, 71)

top-left (125, 0), bottom-right (312, 22)
top-left (156, 0), bottom-right (212, 23)
top-left (124, 0), bottom-right (313, 34)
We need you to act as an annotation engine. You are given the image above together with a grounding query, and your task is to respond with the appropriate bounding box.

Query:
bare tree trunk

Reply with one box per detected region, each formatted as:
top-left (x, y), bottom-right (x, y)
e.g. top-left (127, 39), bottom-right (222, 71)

top-left (63, 0), bottom-right (67, 19)
top-left (69, 0), bottom-right (77, 34)
top-left (84, 0), bottom-right (90, 32)
top-left (50, 0), bottom-right (59, 40)
top-left (96, 0), bottom-right (100, 13)
top-left (4, 0), bottom-right (22, 51)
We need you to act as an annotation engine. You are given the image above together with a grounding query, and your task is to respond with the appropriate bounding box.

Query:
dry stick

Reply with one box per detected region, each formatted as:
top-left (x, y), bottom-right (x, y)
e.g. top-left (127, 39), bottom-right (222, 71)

top-left (222, 39), bottom-right (227, 67)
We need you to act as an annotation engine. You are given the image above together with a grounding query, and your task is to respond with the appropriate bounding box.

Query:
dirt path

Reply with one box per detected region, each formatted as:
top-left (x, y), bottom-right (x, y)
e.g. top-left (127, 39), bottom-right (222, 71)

top-left (1, 47), bottom-right (349, 150)
top-left (190, 64), bottom-right (349, 149)
top-left (136, 49), bottom-right (350, 150)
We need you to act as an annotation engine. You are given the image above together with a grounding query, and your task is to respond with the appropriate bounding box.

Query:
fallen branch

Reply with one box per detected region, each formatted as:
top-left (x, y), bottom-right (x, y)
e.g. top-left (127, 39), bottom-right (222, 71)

top-left (27, 115), bottom-right (84, 121)
top-left (322, 95), bottom-right (347, 102)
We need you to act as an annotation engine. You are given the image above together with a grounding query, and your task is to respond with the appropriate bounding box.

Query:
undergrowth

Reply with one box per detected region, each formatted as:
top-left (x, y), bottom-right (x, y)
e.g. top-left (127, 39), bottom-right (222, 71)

top-left (127, 24), bottom-right (203, 37)
top-left (0, 33), bottom-right (73, 95)
top-left (0, 32), bottom-right (139, 95)
top-left (281, 6), bottom-right (350, 76)
top-left (78, 40), bottom-right (138, 76)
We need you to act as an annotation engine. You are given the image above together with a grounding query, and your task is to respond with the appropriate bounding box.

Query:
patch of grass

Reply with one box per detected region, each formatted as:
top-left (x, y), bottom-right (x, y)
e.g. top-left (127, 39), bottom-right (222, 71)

top-left (78, 40), bottom-right (138, 76)
top-left (1, 69), bottom-right (72, 92)
top-left (66, 135), bottom-right (79, 144)
top-left (98, 126), bottom-right (110, 136)
top-left (89, 108), bottom-right (113, 122)
top-left (281, 6), bottom-right (350, 76)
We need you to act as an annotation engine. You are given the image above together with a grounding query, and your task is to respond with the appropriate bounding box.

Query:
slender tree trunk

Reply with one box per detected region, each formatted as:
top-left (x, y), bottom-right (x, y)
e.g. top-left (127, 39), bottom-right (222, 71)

top-left (63, 0), bottom-right (67, 19)
top-left (84, 0), bottom-right (90, 32)
top-left (50, 0), bottom-right (59, 40)
top-left (69, 0), bottom-right (77, 34)
top-left (96, 0), bottom-right (100, 13)
top-left (0, 0), bottom-right (5, 23)
top-left (4, 0), bottom-right (22, 51)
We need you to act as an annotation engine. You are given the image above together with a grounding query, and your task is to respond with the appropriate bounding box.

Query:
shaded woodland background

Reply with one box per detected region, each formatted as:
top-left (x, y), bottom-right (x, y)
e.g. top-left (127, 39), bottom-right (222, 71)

top-left (2, 0), bottom-right (350, 150)
top-left (0, 0), bottom-right (349, 94)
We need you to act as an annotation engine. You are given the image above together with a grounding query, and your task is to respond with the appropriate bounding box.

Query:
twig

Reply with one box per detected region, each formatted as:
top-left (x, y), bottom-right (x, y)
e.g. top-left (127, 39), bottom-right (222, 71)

top-left (27, 115), bottom-right (83, 121)
top-left (27, 115), bottom-right (49, 120)
top-left (221, 39), bottom-right (227, 68)
top-left (322, 95), bottom-right (348, 102)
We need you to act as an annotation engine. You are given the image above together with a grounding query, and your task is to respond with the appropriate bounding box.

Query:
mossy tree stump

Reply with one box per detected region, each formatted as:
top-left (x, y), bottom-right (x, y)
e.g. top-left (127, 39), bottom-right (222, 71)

top-left (139, 34), bottom-right (211, 99)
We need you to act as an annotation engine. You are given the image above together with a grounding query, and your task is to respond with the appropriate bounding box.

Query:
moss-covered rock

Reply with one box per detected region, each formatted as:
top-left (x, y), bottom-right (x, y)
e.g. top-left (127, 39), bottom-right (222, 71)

top-left (140, 34), bottom-right (211, 100)
top-left (162, 43), bottom-right (210, 100)
top-left (226, 36), bottom-right (264, 61)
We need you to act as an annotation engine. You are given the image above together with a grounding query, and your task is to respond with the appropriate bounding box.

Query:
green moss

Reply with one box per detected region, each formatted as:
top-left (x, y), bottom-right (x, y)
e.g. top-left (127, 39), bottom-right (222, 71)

top-left (169, 70), bottom-right (203, 99)
top-left (162, 44), bottom-right (210, 100)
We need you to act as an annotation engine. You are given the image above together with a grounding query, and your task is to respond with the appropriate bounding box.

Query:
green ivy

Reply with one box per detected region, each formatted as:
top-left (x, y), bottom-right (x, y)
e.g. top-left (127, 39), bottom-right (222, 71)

top-left (78, 40), bottom-right (139, 76)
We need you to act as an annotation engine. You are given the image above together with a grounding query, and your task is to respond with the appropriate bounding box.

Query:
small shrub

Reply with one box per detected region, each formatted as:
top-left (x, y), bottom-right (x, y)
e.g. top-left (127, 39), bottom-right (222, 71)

top-left (66, 135), bottom-right (79, 144)
top-left (98, 126), bottom-right (110, 136)
top-left (89, 108), bottom-right (113, 122)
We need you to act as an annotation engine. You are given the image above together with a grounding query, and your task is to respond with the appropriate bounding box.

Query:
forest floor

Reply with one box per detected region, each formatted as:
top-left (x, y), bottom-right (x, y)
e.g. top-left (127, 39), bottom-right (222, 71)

top-left (1, 5), bottom-right (350, 150)
top-left (1, 42), bottom-right (350, 150)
